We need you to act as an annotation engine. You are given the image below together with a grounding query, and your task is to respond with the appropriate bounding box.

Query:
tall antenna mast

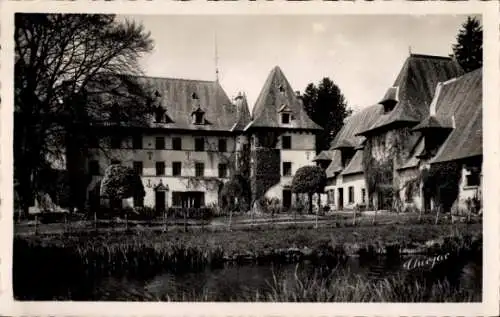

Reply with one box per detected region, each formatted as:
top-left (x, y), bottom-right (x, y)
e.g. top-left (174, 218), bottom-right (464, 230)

top-left (214, 31), bottom-right (219, 82)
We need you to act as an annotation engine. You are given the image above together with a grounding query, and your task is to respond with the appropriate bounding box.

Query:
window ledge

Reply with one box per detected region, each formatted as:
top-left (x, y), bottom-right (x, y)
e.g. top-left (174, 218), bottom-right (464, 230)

top-left (463, 185), bottom-right (480, 190)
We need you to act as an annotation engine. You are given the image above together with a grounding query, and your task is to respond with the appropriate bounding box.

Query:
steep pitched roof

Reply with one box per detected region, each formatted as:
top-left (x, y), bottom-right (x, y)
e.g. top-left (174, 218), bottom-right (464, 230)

top-left (313, 150), bottom-right (334, 162)
top-left (246, 66), bottom-right (322, 130)
top-left (411, 115), bottom-right (454, 131)
top-left (136, 76), bottom-right (239, 132)
top-left (430, 68), bottom-right (482, 164)
top-left (359, 54), bottom-right (463, 136)
top-left (331, 104), bottom-right (384, 149)
top-left (325, 151), bottom-right (343, 178)
top-left (231, 93), bottom-right (252, 131)
top-left (341, 150), bottom-right (364, 176)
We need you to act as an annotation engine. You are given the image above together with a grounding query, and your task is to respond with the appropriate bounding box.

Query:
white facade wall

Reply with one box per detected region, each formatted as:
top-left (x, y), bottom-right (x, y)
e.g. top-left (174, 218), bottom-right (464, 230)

top-left (87, 133), bottom-right (236, 208)
top-left (325, 173), bottom-right (367, 211)
top-left (263, 132), bottom-right (317, 203)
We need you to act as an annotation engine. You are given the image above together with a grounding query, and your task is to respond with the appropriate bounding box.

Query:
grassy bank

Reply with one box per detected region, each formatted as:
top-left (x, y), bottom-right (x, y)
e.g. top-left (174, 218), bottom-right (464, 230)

top-left (14, 223), bottom-right (482, 300)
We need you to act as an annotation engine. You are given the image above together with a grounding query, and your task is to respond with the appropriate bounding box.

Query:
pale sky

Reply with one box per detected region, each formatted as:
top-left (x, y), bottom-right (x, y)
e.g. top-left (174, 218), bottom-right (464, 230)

top-left (122, 14), bottom-right (478, 113)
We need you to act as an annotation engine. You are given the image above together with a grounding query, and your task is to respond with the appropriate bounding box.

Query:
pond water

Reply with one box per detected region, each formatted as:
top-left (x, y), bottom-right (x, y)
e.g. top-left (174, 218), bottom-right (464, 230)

top-left (15, 254), bottom-right (481, 301)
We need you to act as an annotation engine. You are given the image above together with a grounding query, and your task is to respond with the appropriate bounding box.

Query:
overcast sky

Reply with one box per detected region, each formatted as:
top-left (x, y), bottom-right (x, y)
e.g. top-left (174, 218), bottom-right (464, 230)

top-left (123, 14), bottom-right (478, 113)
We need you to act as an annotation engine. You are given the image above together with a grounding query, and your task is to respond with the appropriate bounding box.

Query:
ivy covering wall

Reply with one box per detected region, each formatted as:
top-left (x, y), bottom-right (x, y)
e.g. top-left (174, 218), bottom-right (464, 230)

top-left (362, 127), bottom-right (416, 210)
top-left (250, 145), bottom-right (281, 205)
top-left (422, 161), bottom-right (462, 213)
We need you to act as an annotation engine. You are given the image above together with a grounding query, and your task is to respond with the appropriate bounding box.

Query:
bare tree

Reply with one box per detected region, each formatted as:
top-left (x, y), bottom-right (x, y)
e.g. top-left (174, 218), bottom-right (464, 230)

top-left (15, 13), bottom-right (155, 216)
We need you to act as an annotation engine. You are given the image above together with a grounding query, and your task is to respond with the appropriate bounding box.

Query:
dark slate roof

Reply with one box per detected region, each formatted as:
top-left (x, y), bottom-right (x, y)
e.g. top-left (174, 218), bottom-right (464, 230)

top-left (313, 150), bottom-right (334, 162)
top-left (231, 93), bottom-right (252, 131)
top-left (331, 104), bottom-right (384, 149)
top-left (341, 150), bottom-right (364, 176)
top-left (359, 54), bottom-right (463, 135)
top-left (136, 76), bottom-right (241, 132)
top-left (246, 66), bottom-right (322, 130)
top-left (430, 68), bottom-right (482, 164)
top-left (412, 115), bottom-right (453, 131)
top-left (325, 151), bottom-right (343, 178)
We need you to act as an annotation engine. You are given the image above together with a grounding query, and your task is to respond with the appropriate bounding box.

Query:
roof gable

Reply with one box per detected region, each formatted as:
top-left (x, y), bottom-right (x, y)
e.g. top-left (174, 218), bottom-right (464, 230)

top-left (430, 68), bottom-right (482, 164)
top-left (359, 54), bottom-right (464, 135)
top-left (246, 66), bottom-right (322, 130)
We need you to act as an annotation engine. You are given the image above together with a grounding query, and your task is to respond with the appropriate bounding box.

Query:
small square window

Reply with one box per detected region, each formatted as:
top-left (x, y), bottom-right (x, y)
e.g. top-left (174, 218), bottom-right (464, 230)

top-left (133, 161), bottom-right (143, 175)
top-left (195, 163), bottom-right (205, 177)
top-left (89, 160), bottom-right (100, 176)
top-left (172, 162), bottom-right (182, 176)
top-left (194, 138), bottom-right (205, 152)
top-left (156, 162), bottom-right (165, 176)
top-left (281, 113), bottom-right (290, 124)
top-left (283, 162), bottom-right (292, 176)
top-left (466, 173), bottom-right (480, 187)
top-left (193, 113), bottom-right (204, 125)
top-left (110, 136), bottom-right (121, 149)
top-left (155, 137), bottom-right (165, 150)
top-left (132, 135), bottom-right (142, 149)
top-left (361, 188), bottom-right (366, 203)
top-left (172, 137), bottom-right (182, 150)
top-left (282, 136), bottom-right (291, 149)
top-left (111, 160), bottom-right (121, 165)
top-left (218, 163), bottom-right (228, 178)
top-left (218, 139), bottom-right (227, 152)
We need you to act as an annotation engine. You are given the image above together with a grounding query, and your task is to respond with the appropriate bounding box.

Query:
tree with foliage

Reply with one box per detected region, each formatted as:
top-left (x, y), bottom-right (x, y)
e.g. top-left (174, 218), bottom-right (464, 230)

top-left (100, 164), bottom-right (145, 211)
top-left (301, 78), bottom-right (352, 153)
top-left (452, 16), bottom-right (482, 73)
top-left (15, 13), bottom-right (155, 216)
top-left (291, 166), bottom-right (327, 215)
top-left (220, 172), bottom-right (251, 230)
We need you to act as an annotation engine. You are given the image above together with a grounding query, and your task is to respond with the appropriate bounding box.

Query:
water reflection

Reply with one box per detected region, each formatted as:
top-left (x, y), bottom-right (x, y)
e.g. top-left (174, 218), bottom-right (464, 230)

top-left (92, 257), bottom-right (408, 301)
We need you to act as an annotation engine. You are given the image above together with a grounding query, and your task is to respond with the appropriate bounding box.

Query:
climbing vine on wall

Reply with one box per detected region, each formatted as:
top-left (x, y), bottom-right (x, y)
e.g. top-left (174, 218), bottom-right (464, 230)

top-left (422, 161), bottom-right (462, 213)
top-left (250, 145), bottom-right (281, 204)
top-left (362, 127), bottom-right (416, 210)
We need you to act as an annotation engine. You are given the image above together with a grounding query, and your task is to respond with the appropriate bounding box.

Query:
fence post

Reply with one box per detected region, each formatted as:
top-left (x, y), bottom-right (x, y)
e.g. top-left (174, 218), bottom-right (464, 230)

top-left (34, 215), bottom-right (38, 235)
top-left (64, 213), bottom-right (68, 234)
top-left (163, 210), bottom-right (167, 232)
top-left (125, 213), bottom-right (128, 231)
top-left (94, 211), bottom-right (98, 232)
top-left (184, 209), bottom-right (187, 233)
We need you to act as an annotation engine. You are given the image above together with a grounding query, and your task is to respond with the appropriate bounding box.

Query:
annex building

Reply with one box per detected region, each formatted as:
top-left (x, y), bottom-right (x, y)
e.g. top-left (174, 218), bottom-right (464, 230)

top-left (315, 54), bottom-right (482, 213)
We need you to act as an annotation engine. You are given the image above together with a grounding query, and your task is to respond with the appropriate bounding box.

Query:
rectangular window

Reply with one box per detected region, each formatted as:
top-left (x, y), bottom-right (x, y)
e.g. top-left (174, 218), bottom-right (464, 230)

top-left (218, 139), bottom-right (227, 152)
top-left (466, 172), bottom-right (480, 187)
top-left (361, 188), bottom-right (366, 203)
top-left (218, 163), bottom-right (228, 178)
top-left (282, 135), bottom-right (292, 149)
top-left (156, 162), bottom-right (165, 176)
top-left (194, 138), bottom-right (204, 151)
top-left (195, 162), bottom-right (205, 177)
top-left (110, 136), bottom-right (121, 149)
top-left (172, 191), bottom-right (205, 208)
top-left (111, 160), bottom-right (121, 165)
top-left (89, 160), bottom-right (100, 176)
top-left (348, 186), bottom-right (354, 204)
top-left (172, 137), bottom-right (182, 150)
top-left (133, 161), bottom-right (143, 175)
top-left (281, 113), bottom-right (290, 124)
top-left (283, 190), bottom-right (292, 208)
top-left (155, 137), bottom-right (165, 150)
top-left (283, 162), bottom-right (292, 176)
top-left (132, 135), bottom-right (143, 149)
top-left (172, 162), bottom-right (182, 176)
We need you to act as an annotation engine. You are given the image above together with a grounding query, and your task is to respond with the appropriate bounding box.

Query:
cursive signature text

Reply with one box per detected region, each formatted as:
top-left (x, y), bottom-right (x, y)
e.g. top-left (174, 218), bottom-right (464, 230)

top-left (403, 253), bottom-right (450, 271)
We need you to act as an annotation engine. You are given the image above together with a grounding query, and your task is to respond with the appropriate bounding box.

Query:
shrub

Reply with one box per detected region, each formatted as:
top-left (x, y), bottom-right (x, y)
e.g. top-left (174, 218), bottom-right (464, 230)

top-left (291, 166), bottom-right (327, 214)
top-left (221, 173), bottom-right (251, 212)
top-left (100, 164), bottom-right (145, 209)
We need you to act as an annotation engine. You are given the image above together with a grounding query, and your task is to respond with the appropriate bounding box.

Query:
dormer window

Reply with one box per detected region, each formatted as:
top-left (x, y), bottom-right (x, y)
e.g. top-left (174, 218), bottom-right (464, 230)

top-left (192, 92), bottom-right (199, 100)
top-left (191, 107), bottom-right (205, 125)
top-left (380, 86), bottom-right (399, 114)
top-left (281, 113), bottom-right (290, 124)
top-left (155, 108), bottom-right (165, 123)
top-left (278, 104), bottom-right (293, 125)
